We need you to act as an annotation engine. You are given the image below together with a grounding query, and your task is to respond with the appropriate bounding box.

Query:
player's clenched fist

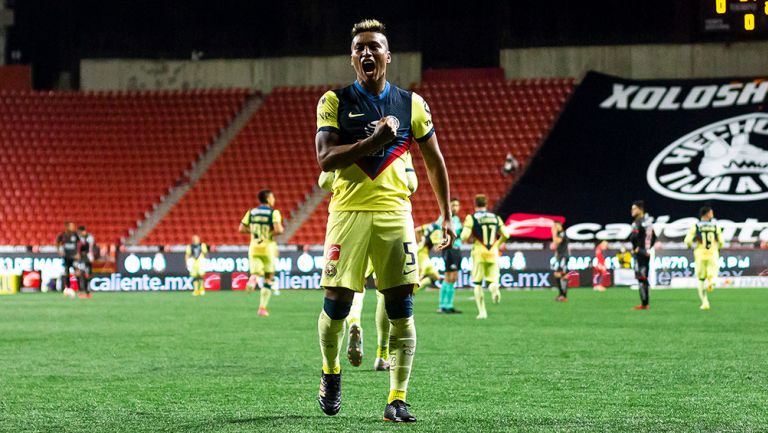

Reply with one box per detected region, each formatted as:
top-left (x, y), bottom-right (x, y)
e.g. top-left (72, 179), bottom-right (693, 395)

top-left (370, 116), bottom-right (398, 146)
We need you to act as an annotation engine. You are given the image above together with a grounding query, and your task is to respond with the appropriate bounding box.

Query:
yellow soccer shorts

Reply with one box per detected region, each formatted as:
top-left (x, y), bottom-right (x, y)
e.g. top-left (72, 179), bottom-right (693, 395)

top-left (321, 211), bottom-right (419, 292)
top-left (695, 256), bottom-right (719, 280)
top-left (249, 243), bottom-right (274, 275)
top-left (472, 251), bottom-right (500, 285)
top-left (188, 259), bottom-right (205, 279)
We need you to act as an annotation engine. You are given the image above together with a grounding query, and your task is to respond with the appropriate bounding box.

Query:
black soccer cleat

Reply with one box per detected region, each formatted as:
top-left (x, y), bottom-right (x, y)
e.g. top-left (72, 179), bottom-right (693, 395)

top-left (383, 399), bottom-right (416, 422)
top-left (318, 371), bottom-right (342, 416)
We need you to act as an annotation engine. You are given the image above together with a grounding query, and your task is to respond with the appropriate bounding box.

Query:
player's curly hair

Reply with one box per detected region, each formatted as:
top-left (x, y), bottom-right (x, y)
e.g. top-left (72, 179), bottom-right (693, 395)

top-left (351, 19), bottom-right (386, 38)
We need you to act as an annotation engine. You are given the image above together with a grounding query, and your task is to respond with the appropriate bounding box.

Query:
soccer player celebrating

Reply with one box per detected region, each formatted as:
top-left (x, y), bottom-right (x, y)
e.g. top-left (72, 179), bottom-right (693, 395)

top-left (75, 226), bottom-right (95, 298)
top-left (461, 195), bottom-right (508, 319)
top-left (684, 206), bottom-right (723, 310)
top-left (56, 221), bottom-right (80, 297)
top-left (593, 240), bottom-right (608, 292)
top-left (185, 235), bottom-right (208, 297)
top-left (239, 190), bottom-right (284, 317)
top-left (551, 221), bottom-right (570, 301)
top-left (629, 200), bottom-right (656, 310)
top-left (314, 19), bottom-right (454, 422)
top-left (438, 199), bottom-right (463, 313)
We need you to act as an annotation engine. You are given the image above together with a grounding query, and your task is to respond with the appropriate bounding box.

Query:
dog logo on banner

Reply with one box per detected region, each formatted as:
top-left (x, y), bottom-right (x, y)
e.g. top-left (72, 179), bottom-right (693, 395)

top-left (647, 113), bottom-right (768, 201)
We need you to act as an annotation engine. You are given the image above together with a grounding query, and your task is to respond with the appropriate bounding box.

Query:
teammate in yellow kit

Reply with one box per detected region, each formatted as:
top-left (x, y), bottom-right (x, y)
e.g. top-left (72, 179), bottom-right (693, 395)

top-left (239, 190), bottom-right (284, 316)
top-left (461, 194), bottom-right (509, 319)
top-left (314, 19), bottom-right (454, 422)
top-left (414, 222), bottom-right (443, 292)
top-left (684, 206), bottom-right (723, 310)
top-left (186, 235), bottom-right (208, 296)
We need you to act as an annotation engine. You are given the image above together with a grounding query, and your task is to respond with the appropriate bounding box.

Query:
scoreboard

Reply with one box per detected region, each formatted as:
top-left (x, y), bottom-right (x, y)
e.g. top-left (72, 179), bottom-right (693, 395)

top-left (701, 0), bottom-right (768, 36)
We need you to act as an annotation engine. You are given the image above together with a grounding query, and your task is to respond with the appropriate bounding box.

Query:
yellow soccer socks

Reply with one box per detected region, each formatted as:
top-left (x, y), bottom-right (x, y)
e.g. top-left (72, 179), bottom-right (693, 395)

top-left (697, 279), bottom-right (710, 309)
top-left (347, 291), bottom-right (365, 328)
top-left (318, 297), bottom-right (353, 374)
top-left (259, 282), bottom-right (272, 310)
top-left (474, 285), bottom-right (487, 319)
top-left (375, 291), bottom-right (389, 360)
top-left (489, 282), bottom-right (501, 304)
top-left (319, 310), bottom-right (344, 374)
top-left (388, 316), bottom-right (416, 403)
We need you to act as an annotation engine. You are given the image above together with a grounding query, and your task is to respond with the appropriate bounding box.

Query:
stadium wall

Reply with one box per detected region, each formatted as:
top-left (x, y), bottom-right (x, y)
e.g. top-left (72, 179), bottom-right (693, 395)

top-left (80, 53), bottom-right (422, 92)
top-left (501, 41), bottom-right (768, 80)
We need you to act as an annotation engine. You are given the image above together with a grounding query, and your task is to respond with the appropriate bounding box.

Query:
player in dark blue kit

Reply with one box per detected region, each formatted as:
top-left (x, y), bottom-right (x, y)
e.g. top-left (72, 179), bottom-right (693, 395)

top-left (56, 221), bottom-right (80, 297)
top-left (629, 200), bottom-right (656, 310)
top-left (76, 226), bottom-right (95, 298)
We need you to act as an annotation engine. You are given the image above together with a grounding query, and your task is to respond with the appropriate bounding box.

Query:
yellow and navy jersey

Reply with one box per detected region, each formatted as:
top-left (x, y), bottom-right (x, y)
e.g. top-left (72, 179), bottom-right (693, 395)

top-left (462, 211), bottom-right (509, 256)
top-left (316, 81), bottom-right (434, 212)
top-left (186, 243), bottom-right (209, 260)
top-left (241, 205), bottom-right (282, 247)
top-left (684, 219), bottom-right (723, 259)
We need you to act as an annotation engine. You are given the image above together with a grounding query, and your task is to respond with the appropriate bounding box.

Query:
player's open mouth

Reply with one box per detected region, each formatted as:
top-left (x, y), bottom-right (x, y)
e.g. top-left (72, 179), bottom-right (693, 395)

top-left (362, 59), bottom-right (376, 74)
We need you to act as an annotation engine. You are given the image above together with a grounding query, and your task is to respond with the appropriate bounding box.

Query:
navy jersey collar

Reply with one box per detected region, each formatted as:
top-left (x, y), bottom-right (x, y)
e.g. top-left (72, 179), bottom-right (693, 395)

top-left (354, 80), bottom-right (390, 101)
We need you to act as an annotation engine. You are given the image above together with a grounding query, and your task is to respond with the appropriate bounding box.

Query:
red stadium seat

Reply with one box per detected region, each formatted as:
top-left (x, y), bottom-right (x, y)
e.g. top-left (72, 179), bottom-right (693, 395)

top-left (0, 89), bottom-right (254, 245)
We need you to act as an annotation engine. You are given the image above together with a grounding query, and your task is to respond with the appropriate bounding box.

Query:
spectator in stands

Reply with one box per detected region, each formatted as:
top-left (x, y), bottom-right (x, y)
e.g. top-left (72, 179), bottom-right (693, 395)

top-left (593, 240), bottom-right (609, 292)
top-left (501, 152), bottom-right (519, 176)
top-left (55, 221), bottom-right (80, 296)
top-left (76, 226), bottom-right (95, 299)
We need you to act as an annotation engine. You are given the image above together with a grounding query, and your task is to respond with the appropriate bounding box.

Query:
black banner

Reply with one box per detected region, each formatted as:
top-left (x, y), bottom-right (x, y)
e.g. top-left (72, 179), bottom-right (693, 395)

top-left (499, 71), bottom-right (768, 242)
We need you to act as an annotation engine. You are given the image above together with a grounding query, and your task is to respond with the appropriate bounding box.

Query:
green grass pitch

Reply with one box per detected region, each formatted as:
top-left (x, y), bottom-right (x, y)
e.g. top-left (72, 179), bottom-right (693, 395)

top-left (1, 288), bottom-right (767, 432)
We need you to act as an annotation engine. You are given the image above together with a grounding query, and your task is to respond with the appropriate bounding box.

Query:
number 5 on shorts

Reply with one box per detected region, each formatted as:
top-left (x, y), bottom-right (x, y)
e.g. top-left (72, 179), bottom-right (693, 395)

top-left (404, 242), bottom-right (416, 266)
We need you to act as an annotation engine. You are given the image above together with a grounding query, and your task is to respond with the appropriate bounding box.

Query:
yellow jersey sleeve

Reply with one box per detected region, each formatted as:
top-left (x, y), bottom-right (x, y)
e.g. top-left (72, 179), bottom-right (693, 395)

top-left (497, 216), bottom-right (510, 241)
top-left (461, 215), bottom-right (473, 242)
top-left (411, 92), bottom-right (435, 142)
top-left (318, 171), bottom-right (335, 192)
top-left (272, 210), bottom-right (282, 225)
top-left (202, 244), bottom-right (209, 255)
top-left (404, 152), bottom-right (418, 194)
top-left (716, 225), bottom-right (724, 248)
top-left (240, 211), bottom-right (250, 227)
top-left (185, 245), bottom-right (191, 256)
top-left (317, 91), bottom-right (340, 132)
top-left (684, 224), bottom-right (696, 248)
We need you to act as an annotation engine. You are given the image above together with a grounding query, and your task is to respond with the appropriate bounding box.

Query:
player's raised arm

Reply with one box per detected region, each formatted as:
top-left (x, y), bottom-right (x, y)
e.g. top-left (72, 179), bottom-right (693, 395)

top-left (316, 119), bottom-right (396, 171)
top-left (315, 89), bottom-right (397, 171)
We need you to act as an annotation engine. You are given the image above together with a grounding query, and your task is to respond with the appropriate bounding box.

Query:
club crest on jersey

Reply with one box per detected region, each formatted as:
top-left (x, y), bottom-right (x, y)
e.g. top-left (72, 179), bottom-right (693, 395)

top-left (647, 113), bottom-right (768, 201)
top-left (324, 263), bottom-right (337, 277)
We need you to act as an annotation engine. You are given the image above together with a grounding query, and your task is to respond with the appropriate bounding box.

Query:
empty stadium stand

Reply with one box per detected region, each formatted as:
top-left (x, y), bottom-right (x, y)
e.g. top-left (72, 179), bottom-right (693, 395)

top-left (0, 77), bottom-right (573, 247)
top-left (0, 89), bottom-right (251, 245)
top-left (289, 77), bottom-right (575, 244)
top-left (142, 86), bottom-right (327, 246)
